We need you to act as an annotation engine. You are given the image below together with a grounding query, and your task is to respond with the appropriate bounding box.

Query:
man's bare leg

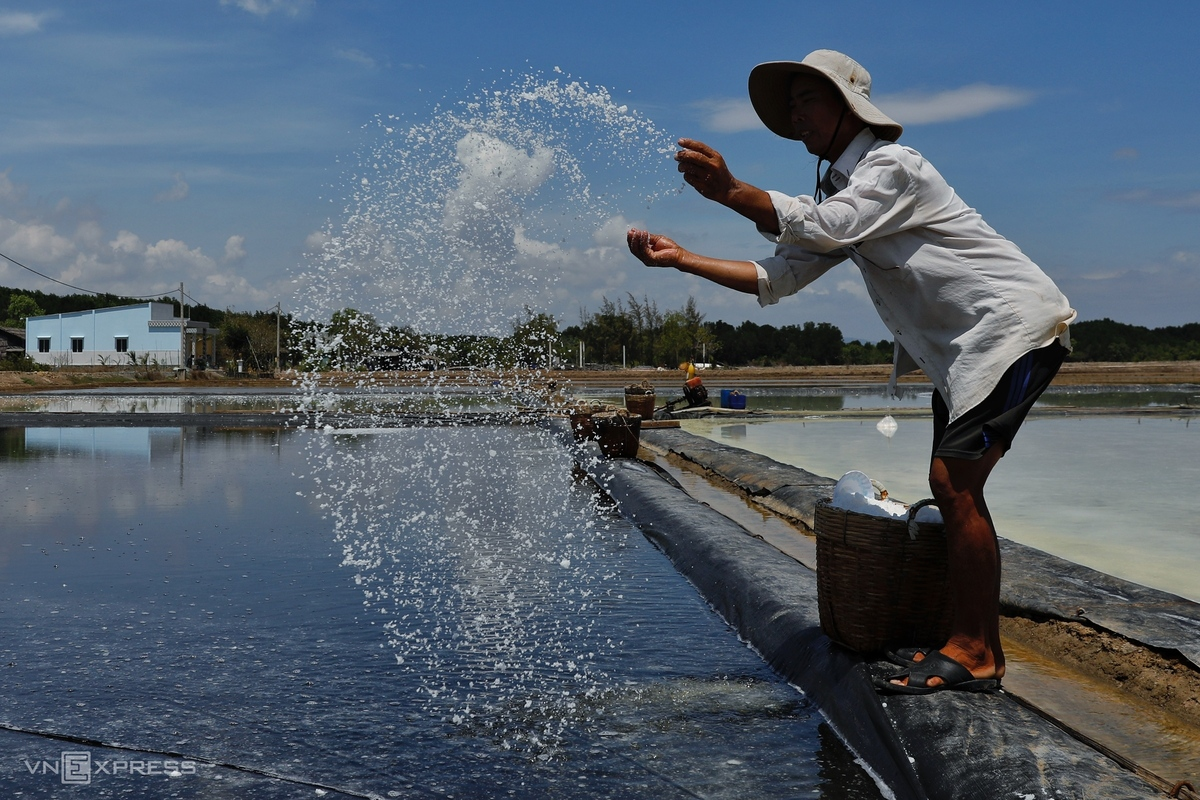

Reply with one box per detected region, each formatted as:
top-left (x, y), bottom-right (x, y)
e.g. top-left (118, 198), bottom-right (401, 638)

top-left (893, 444), bottom-right (1006, 688)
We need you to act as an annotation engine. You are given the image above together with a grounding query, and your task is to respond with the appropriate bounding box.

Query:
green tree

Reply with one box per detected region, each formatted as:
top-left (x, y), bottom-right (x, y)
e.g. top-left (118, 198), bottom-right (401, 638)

top-left (623, 294), bottom-right (662, 366)
top-left (508, 308), bottom-right (560, 368)
top-left (578, 298), bottom-right (634, 365)
top-left (656, 297), bottom-right (718, 365)
top-left (5, 294), bottom-right (44, 326)
top-left (326, 308), bottom-right (382, 369)
top-left (221, 309), bottom-right (292, 371)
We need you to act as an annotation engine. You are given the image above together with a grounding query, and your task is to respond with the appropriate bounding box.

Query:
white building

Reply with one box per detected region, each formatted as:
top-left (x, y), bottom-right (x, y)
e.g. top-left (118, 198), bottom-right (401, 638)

top-left (25, 302), bottom-right (218, 367)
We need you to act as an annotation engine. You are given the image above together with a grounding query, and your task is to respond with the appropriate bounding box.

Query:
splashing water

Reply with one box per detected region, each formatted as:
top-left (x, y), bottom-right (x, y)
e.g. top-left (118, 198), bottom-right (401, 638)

top-left (295, 69), bottom-right (677, 342)
top-left (302, 426), bottom-right (630, 753)
top-left (293, 71), bottom-right (680, 753)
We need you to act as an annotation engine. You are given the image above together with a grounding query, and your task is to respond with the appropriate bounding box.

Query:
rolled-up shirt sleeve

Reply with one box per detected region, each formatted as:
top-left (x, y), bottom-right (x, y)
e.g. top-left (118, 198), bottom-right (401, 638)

top-left (754, 244), bottom-right (845, 307)
top-left (767, 148), bottom-right (920, 252)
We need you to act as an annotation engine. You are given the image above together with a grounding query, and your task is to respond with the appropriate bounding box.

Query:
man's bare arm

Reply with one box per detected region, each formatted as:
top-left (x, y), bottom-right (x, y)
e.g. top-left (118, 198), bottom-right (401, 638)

top-left (674, 138), bottom-right (779, 235)
top-left (626, 229), bottom-right (759, 295)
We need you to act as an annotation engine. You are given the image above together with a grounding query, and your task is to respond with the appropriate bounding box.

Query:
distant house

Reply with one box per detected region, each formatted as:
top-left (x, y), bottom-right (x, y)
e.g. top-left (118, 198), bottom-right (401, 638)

top-left (25, 302), bottom-right (218, 367)
top-left (0, 326), bottom-right (25, 360)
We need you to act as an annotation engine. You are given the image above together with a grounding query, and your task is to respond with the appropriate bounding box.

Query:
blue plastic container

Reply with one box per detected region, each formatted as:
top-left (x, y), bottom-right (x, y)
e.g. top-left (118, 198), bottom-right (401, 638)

top-left (720, 389), bottom-right (746, 409)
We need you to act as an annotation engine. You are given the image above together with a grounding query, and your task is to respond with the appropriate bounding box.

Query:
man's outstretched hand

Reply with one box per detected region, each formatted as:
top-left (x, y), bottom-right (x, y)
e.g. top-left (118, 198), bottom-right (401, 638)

top-left (627, 229), bottom-right (686, 269)
top-left (672, 138), bottom-right (779, 233)
top-left (675, 138), bottom-right (735, 203)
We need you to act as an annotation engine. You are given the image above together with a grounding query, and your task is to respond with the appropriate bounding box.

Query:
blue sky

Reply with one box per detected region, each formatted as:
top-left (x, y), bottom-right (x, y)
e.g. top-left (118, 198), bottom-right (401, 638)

top-left (0, 0), bottom-right (1197, 341)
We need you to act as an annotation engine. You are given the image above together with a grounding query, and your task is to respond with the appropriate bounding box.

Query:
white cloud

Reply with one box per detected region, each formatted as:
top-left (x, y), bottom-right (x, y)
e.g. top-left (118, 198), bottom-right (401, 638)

top-left (0, 218), bottom-right (75, 263)
top-left (592, 214), bottom-right (633, 247)
top-left (833, 278), bottom-right (870, 302)
top-left (336, 48), bottom-right (377, 69)
top-left (144, 239), bottom-right (210, 271)
top-left (441, 132), bottom-right (555, 247)
top-left (453, 132), bottom-right (555, 196)
top-left (0, 171), bottom-right (273, 309)
top-left (694, 98), bottom-right (761, 133)
top-left (512, 226), bottom-right (569, 262)
top-left (1111, 189), bottom-right (1200, 210)
top-left (154, 172), bottom-right (190, 203)
top-left (110, 230), bottom-right (146, 256)
top-left (220, 0), bottom-right (314, 17)
top-left (1059, 249), bottom-right (1200, 327)
top-left (874, 84), bottom-right (1035, 125)
top-left (304, 230), bottom-right (330, 252)
top-left (74, 220), bottom-right (106, 251)
top-left (694, 83), bottom-right (1037, 133)
top-left (0, 169), bottom-right (27, 206)
top-left (224, 235), bottom-right (246, 262)
top-left (0, 11), bottom-right (54, 36)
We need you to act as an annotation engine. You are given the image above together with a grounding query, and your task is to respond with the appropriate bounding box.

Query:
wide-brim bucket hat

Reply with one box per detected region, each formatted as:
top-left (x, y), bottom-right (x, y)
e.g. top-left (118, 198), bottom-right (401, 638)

top-left (748, 50), bottom-right (903, 142)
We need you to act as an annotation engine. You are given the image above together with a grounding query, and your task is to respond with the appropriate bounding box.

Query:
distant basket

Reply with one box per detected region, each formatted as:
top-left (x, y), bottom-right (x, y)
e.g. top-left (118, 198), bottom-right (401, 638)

top-left (624, 392), bottom-right (656, 419)
top-left (814, 498), bottom-right (951, 654)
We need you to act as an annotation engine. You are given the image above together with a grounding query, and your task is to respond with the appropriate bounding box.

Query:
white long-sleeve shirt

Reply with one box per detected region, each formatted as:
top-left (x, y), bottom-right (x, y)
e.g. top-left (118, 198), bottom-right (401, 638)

top-left (753, 128), bottom-right (1076, 422)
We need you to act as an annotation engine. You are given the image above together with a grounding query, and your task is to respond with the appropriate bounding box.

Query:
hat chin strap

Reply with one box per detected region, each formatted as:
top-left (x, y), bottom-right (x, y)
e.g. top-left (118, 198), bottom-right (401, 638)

top-left (814, 105), bottom-right (848, 203)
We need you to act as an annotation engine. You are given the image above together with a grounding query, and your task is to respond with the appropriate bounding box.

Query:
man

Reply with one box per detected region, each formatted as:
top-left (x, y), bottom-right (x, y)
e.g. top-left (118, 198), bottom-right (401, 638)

top-left (627, 50), bottom-right (1075, 694)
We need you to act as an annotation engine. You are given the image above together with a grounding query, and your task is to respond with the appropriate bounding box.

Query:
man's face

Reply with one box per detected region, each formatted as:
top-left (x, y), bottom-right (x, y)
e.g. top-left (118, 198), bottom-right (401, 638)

top-left (789, 73), bottom-right (847, 157)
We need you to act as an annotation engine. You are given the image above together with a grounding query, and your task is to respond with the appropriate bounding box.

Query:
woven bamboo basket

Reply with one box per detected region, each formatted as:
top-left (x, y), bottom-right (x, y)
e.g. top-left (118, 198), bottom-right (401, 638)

top-left (623, 392), bottom-right (656, 419)
top-left (814, 498), bottom-right (951, 654)
top-left (594, 412), bottom-right (642, 458)
top-left (569, 411), bottom-right (596, 442)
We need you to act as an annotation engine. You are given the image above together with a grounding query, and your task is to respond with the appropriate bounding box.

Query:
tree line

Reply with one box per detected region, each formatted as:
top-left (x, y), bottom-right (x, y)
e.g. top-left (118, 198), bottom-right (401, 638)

top-left (5, 285), bottom-right (1200, 369)
top-left (1067, 318), bottom-right (1200, 362)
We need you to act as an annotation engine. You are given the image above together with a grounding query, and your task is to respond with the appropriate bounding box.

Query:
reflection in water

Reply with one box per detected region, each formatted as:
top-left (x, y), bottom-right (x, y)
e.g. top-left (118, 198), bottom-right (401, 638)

top-left (23, 426), bottom-right (181, 459)
top-left (0, 425), bottom-right (885, 797)
top-left (0, 387), bottom-right (513, 415)
top-left (1041, 385), bottom-right (1200, 408)
top-left (719, 424), bottom-right (747, 440)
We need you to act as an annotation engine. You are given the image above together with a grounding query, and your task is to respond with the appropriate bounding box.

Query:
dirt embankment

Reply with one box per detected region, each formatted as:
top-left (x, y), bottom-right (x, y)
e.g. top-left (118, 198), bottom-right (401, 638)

top-left (3, 361), bottom-right (1199, 393)
top-left (560, 361), bottom-right (1200, 387)
top-left (1001, 615), bottom-right (1200, 730)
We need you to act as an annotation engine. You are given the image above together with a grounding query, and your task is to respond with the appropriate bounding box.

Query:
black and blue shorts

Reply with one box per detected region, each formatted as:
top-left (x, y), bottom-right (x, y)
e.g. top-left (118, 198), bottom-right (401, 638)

top-left (932, 342), bottom-right (1068, 461)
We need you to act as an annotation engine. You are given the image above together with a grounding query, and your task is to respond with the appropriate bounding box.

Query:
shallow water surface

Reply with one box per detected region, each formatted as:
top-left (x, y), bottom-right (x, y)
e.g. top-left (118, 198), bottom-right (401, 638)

top-left (683, 413), bottom-right (1200, 603)
top-left (0, 424), bottom-right (882, 798)
top-left (0, 385), bottom-right (515, 415)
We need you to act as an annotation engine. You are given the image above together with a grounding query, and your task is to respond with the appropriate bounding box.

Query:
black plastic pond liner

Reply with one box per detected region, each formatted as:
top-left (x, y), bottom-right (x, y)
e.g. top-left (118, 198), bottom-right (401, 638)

top-left (642, 427), bottom-right (1200, 673)
top-left (552, 422), bottom-right (1161, 800)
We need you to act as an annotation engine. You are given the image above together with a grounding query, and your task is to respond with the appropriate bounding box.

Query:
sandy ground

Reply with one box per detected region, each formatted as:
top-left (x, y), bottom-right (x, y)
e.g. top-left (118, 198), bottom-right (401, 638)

top-left (2, 361), bottom-right (1199, 393)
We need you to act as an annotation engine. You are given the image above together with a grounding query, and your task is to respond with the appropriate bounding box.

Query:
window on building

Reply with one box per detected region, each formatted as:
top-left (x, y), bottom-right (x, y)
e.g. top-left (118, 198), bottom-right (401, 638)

top-left (70, 337), bottom-right (84, 353)
top-left (37, 337), bottom-right (51, 353)
top-left (114, 337), bottom-right (129, 353)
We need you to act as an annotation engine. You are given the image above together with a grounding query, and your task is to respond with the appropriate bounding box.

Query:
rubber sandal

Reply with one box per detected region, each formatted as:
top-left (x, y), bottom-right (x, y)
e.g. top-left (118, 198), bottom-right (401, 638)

top-left (874, 651), bottom-right (1001, 695)
top-left (884, 647), bottom-right (933, 668)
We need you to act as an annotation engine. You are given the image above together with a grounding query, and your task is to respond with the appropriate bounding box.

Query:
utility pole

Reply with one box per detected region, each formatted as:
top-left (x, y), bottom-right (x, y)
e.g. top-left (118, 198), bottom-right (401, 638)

top-left (273, 302), bottom-right (281, 374)
top-left (179, 282), bottom-right (185, 376)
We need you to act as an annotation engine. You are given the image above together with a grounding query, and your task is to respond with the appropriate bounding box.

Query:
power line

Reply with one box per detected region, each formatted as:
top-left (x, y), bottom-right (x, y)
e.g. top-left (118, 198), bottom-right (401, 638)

top-left (0, 249), bottom-right (179, 302)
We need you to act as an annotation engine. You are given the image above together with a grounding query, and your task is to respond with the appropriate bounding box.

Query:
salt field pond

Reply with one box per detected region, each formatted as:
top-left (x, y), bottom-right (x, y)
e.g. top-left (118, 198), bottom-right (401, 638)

top-left (680, 385), bottom-right (1200, 605)
top-left (0, 422), bottom-right (883, 799)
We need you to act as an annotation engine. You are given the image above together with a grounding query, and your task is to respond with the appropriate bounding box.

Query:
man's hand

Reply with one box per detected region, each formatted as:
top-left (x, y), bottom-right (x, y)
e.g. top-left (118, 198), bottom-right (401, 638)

top-left (627, 229), bottom-right (686, 269)
top-left (674, 138), bottom-right (779, 234)
top-left (675, 138), bottom-right (735, 203)
top-left (627, 228), bottom-right (760, 295)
